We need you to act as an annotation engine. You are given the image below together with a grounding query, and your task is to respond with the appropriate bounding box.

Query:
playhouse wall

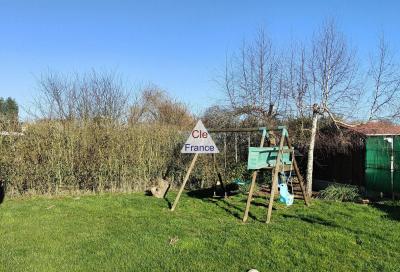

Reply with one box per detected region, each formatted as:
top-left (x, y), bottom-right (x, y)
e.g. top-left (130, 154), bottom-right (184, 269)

top-left (365, 136), bottom-right (400, 194)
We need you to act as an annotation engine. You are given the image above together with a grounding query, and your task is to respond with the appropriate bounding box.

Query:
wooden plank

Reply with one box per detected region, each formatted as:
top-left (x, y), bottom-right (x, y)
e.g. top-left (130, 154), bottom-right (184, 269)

top-left (208, 127), bottom-right (283, 133)
top-left (266, 133), bottom-right (286, 223)
top-left (258, 164), bottom-right (293, 171)
top-left (242, 131), bottom-right (267, 222)
top-left (170, 153), bottom-right (199, 211)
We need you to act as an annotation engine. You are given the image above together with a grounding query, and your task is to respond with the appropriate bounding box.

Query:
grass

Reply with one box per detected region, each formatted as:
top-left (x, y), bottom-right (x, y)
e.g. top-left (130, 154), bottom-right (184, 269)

top-left (0, 192), bottom-right (399, 272)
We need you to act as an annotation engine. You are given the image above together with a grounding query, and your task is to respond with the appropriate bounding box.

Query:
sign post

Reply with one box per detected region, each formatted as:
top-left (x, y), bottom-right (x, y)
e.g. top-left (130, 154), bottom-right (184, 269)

top-left (171, 120), bottom-right (219, 211)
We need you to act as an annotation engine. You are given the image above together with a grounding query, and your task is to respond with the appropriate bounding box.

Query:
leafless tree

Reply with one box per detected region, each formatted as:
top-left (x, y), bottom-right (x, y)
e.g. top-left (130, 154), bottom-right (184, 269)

top-left (306, 19), bottom-right (360, 196)
top-left (280, 41), bottom-right (313, 121)
top-left (367, 33), bottom-right (400, 121)
top-left (222, 29), bottom-right (283, 123)
top-left (279, 42), bottom-right (314, 147)
top-left (35, 70), bottom-right (129, 121)
top-left (35, 72), bottom-right (75, 120)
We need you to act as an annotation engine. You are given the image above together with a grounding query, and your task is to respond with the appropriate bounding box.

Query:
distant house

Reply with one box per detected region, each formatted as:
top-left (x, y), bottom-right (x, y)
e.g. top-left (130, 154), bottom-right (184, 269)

top-left (313, 120), bottom-right (400, 197)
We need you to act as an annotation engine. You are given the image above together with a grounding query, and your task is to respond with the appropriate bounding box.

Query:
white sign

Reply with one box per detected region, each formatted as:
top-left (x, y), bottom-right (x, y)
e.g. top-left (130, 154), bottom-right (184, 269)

top-left (181, 120), bottom-right (219, 153)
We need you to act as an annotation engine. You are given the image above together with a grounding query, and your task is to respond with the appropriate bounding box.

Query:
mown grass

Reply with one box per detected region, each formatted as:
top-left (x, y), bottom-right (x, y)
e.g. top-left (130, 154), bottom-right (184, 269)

top-left (0, 192), bottom-right (399, 272)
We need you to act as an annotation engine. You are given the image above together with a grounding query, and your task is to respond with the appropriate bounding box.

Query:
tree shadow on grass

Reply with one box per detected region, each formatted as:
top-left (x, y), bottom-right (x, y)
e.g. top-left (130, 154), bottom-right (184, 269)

top-left (187, 188), bottom-right (263, 222)
top-left (239, 197), bottom-right (269, 208)
top-left (283, 208), bottom-right (396, 245)
top-left (210, 198), bottom-right (260, 222)
top-left (371, 202), bottom-right (400, 221)
top-left (282, 214), bottom-right (339, 228)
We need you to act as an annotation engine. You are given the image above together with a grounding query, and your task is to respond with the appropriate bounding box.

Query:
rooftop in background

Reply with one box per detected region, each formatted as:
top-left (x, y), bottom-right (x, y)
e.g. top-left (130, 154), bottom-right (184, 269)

top-left (341, 120), bottom-right (400, 136)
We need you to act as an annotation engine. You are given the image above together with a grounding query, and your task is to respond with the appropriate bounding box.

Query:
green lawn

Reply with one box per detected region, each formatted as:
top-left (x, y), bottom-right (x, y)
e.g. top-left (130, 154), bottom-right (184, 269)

top-left (0, 192), bottom-right (399, 272)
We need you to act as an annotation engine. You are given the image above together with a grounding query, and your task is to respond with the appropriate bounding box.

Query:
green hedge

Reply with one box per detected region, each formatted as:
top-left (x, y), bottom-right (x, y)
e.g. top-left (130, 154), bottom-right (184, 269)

top-left (0, 121), bottom-right (189, 195)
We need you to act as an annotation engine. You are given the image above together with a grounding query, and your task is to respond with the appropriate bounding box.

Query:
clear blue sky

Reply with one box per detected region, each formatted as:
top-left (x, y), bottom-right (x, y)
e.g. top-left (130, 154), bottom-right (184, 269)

top-left (0, 0), bottom-right (399, 119)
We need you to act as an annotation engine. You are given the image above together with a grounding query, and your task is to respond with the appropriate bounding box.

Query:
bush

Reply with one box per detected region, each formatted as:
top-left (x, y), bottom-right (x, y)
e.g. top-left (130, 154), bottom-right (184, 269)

top-left (0, 121), bottom-right (189, 196)
top-left (319, 184), bottom-right (360, 202)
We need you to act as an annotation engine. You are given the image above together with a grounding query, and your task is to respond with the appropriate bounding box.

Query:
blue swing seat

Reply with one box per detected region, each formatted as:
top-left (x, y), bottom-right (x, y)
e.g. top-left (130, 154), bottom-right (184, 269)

top-left (278, 183), bottom-right (294, 206)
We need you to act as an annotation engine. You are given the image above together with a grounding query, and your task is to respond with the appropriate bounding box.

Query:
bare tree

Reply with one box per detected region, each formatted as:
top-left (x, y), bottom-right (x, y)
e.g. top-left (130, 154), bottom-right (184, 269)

top-left (222, 29), bottom-right (283, 123)
top-left (35, 70), bottom-right (129, 122)
top-left (292, 46), bottom-right (310, 118)
top-left (367, 33), bottom-right (400, 120)
top-left (281, 41), bottom-right (312, 121)
top-left (35, 72), bottom-right (74, 120)
top-left (306, 19), bottom-right (360, 196)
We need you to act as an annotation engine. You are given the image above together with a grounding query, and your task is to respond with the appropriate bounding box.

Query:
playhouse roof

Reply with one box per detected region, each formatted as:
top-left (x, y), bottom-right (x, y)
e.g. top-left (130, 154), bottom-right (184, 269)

top-left (341, 121), bottom-right (400, 136)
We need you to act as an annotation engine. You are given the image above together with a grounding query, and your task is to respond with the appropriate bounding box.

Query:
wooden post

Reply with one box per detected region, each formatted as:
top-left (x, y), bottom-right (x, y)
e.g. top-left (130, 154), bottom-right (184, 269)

top-left (285, 135), bottom-right (310, 206)
top-left (266, 133), bottom-right (285, 223)
top-left (171, 153), bottom-right (199, 211)
top-left (242, 130), bottom-right (267, 222)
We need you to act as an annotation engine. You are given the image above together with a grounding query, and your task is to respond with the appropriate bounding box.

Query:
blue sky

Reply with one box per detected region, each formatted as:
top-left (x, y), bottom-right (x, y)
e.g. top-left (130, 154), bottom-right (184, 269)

top-left (0, 0), bottom-right (399, 119)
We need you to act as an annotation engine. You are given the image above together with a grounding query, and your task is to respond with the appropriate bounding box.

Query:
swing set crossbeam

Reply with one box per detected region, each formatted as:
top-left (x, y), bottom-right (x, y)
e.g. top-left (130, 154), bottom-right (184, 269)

top-left (208, 126), bottom-right (285, 133)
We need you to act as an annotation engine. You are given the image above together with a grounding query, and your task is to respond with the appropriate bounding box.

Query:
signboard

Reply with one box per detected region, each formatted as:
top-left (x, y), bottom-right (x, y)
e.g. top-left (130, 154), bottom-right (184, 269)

top-left (181, 120), bottom-right (219, 153)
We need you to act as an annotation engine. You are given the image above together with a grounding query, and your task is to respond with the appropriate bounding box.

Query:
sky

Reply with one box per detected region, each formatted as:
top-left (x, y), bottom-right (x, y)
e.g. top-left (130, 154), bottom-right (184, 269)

top-left (0, 0), bottom-right (399, 120)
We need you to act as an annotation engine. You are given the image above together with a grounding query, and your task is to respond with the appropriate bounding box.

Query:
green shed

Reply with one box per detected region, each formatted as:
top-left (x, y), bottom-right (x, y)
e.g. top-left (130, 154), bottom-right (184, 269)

top-left (351, 121), bottom-right (400, 196)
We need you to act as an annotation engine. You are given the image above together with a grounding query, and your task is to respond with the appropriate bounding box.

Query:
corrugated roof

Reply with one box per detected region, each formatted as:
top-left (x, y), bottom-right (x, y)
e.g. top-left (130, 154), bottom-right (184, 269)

top-left (341, 121), bottom-right (400, 136)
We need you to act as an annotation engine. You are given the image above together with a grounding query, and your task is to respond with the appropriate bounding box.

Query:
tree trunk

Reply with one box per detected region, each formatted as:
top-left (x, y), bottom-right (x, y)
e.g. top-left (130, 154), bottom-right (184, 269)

top-left (306, 105), bottom-right (319, 197)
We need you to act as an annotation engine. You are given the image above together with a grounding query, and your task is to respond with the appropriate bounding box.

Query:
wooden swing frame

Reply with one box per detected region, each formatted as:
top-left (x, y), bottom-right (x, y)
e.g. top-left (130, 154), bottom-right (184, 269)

top-left (170, 126), bottom-right (310, 223)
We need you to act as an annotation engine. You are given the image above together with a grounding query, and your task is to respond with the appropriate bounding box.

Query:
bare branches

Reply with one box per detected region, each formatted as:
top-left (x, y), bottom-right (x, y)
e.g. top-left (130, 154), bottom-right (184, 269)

top-left (284, 42), bottom-right (311, 118)
top-left (310, 19), bottom-right (360, 117)
top-left (367, 33), bottom-right (400, 120)
top-left (36, 70), bottom-right (129, 122)
top-left (36, 70), bottom-right (193, 127)
top-left (221, 29), bottom-right (281, 123)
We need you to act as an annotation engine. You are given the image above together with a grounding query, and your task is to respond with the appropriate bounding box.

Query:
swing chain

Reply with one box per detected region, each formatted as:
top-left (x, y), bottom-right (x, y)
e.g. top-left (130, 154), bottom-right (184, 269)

top-left (279, 147), bottom-right (295, 195)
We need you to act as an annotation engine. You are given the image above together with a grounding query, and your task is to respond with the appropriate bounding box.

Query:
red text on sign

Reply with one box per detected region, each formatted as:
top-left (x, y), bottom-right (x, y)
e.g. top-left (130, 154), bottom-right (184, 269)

top-left (191, 130), bottom-right (208, 138)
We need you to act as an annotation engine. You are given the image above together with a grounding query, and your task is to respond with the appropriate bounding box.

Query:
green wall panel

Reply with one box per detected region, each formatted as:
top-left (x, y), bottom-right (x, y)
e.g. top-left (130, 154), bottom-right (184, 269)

top-left (365, 168), bottom-right (400, 193)
top-left (365, 136), bottom-right (400, 193)
top-left (365, 137), bottom-right (391, 169)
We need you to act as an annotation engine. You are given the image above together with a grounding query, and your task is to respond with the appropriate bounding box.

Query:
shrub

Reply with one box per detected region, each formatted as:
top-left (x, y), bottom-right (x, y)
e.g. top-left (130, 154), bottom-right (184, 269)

top-left (319, 184), bottom-right (360, 202)
top-left (0, 121), bottom-right (189, 196)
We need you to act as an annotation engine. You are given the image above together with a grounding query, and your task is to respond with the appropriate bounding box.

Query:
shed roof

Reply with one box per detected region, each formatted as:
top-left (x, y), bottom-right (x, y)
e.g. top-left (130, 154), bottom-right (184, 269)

top-left (341, 121), bottom-right (400, 136)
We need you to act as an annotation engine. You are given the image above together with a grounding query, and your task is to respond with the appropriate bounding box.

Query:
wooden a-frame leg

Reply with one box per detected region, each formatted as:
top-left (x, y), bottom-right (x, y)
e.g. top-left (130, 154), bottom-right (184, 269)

top-left (285, 135), bottom-right (310, 206)
top-left (292, 158), bottom-right (310, 206)
top-left (243, 129), bottom-right (267, 223)
top-left (171, 153), bottom-right (199, 211)
top-left (242, 170), bottom-right (258, 222)
top-left (266, 133), bottom-right (285, 224)
top-left (266, 169), bottom-right (279, 223)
